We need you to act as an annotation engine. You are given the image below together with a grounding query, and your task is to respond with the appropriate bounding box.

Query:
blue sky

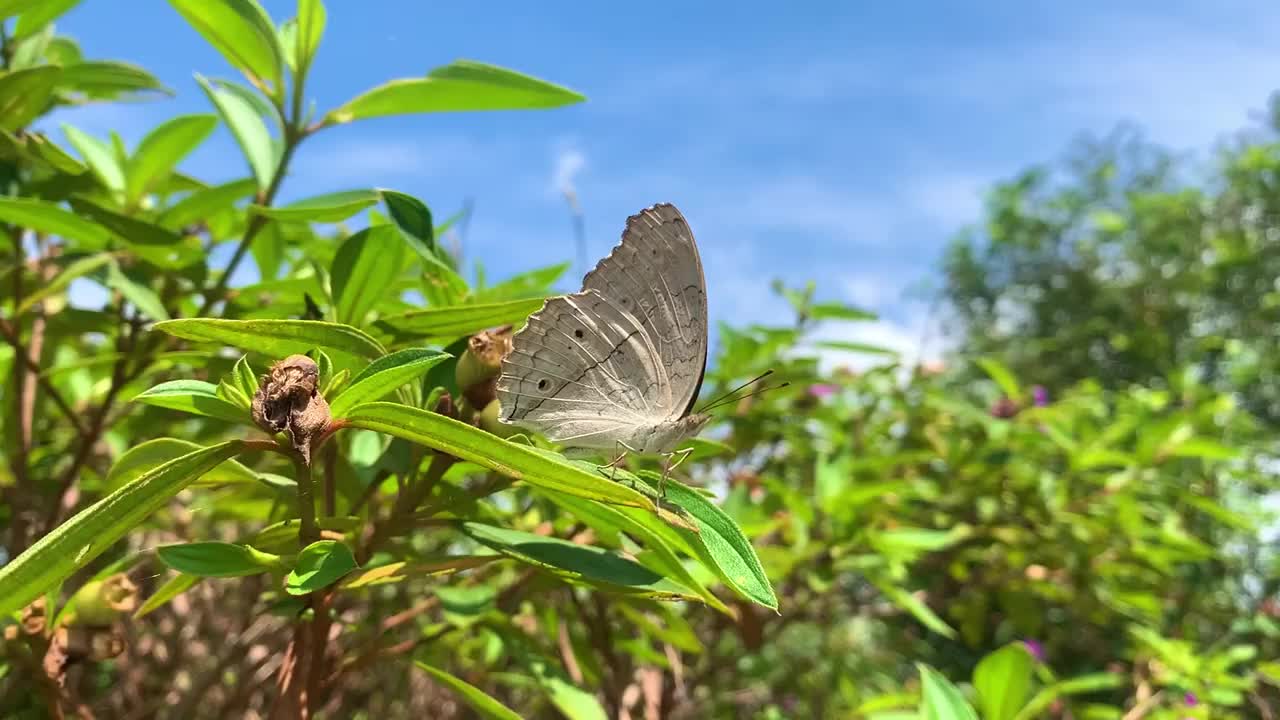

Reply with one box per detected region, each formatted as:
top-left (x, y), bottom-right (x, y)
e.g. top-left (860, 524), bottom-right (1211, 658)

top-left (48, 1), bottom-right (1280, 366)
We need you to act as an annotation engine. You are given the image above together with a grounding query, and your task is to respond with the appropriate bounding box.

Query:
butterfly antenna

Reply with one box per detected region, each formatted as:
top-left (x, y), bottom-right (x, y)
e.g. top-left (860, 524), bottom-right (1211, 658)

top-left (701, 381), bottom-right (791, 413)
top-left (696, 370), bottom-right (774, 413)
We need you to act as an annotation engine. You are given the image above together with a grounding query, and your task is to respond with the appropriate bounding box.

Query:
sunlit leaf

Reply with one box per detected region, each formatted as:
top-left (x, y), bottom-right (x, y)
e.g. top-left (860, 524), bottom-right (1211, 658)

top-left (167, 0), bottom-right (282, 91)
top-left (416, 662), bottom-right (522, 720)
top-left (331, 224), bottom-right (406, 324)
top-left (285, 540), bottom-right (358, 594)
top-left (329, 348), bottom-right (450, 417)
top-left (327, 60), bottom-right (584, 123)
top-left (126, 114), bottom-right (218, 201)
top-left (0, 441), bottom-right (244, 616)
top-left (196, 73), bottom-right (277, 190)
top-left (154, 318), bottom-right (387, 362)
top-left (377, 298), bottom-right (544, 340)
top-left (133, 380), bottom-right (249, 423)
top-left (158, 541), bottom-right (281, 577)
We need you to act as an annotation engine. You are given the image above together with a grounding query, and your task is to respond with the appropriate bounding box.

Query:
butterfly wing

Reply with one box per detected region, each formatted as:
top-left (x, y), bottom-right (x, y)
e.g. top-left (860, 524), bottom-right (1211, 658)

top-left (496, 287), bottom-right (672, 449)
top-left (581, 203), bottom-right (708, 419)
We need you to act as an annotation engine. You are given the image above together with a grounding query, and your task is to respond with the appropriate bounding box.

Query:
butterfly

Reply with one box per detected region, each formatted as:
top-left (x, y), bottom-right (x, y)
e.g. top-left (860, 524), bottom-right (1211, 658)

top-left (495, 203), bottom-right (710, 470)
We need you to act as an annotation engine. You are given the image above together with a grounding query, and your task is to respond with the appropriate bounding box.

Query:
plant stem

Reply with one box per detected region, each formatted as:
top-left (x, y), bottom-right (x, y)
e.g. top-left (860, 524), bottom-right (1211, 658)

top-left (293, 453), bottom-right (319, 548)
top-left (0, 320), bottom-right (85, 436)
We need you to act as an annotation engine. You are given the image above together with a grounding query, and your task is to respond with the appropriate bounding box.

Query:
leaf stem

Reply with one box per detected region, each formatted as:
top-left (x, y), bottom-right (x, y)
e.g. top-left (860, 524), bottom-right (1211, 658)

top-left (293, 453), bottom-right (319, 548)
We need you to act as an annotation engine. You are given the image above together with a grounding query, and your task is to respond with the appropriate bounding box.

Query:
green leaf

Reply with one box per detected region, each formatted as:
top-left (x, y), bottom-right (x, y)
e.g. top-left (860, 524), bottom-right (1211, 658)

top-left (327, 59), bottom-right (584, 123)
top-left (973, 644), bottom-right (1034, 720)
top-left (158, 541), bottom-right (281, 577)
top-left (126, 114), bottom-right (218, 201)
top-left (344, 402), bottom-right (655, 510)
top-left (340, 555), bottom-right (496, 588)
top-left (416, 662), bottom-right (521, 720)
top-left (67, 197), bottom-right (202, 269)
top-left (55, 60), bottom-right (171, 100)
top-left (295, 0), bottom-right (325, 71)
top-left (808, 301), bottom-right (877, 322)
top-left (538, 489), bottom-right (731, 614)
top-left (133, 572), bottom-right (199, 619)
top-left (635, 470), bottom-right (777, 610)
top-left (331, 224), bottom-right (407, 324)
top-left (0, 441), bottom-right (243, 616)
top-left (153, 318), bottom-right (386, 362)
top-left (218, 354), bottom-right (260, 410)
top-left (380, 189), bottom-right (433, 255)
top-left (377, 298), bottom-right (544, 340)
top-left (459, 522), bottom-right (696, 600)
top-left (1012, 673), bottom-right (1123, 720)
top-left (167, 0), bottom-right (283, 91)
top-left (133, 380), bottom-right (249, 423)
top-left (13, 0), bottom-right (81, 37)
top-left (976, 357), bottom-right (1023, 402)
top-left (814, 340), bottom-right (899, 356)
top-left (918, 664), bottom-right (979, 720)
top-left (0, 197), bottom-right (110, 250)
top-left (15, 253), bottom-right (112, 314)
top-left (195, 73), bottom-right (277, 190)
top-left (0, 66), bottom-right (60, 131)
top-left (13, 130), bottom-right (89, 175)
top-left (870, 577), bottom-right (957, 639)
top-left (63, 123), bottom-right (125, 194)
top-left (0, 0), bottom-right (44, 20)
top-left (251, 189), bottom-right (380, 223)
top-left (105, 437), bottom-right (258, 491)
top-left (1167, 437), bottom-right (1239, 460)
top-left (285, 540), bottom-right (358, 595)
top-left (329, 348), bottom-right (450, 417)
top-left (106, 262), bottom-right (170, 321)
top-left (159, 177), bottom-right (258, 229)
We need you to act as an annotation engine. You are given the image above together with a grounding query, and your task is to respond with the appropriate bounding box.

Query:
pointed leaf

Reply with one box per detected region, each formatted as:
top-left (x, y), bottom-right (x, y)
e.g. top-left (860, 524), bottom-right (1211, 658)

top-left (330, 224), bottom-right (406, 324)
top-left (974, 644), bottom-right (1034, 720)
top-left (252, 189), bottom-right (379, 223)
top-left (0, 197), bottom-right (110, 250)
top-left (416, 662), bottom-right (522, 720)
top-left (196, 73), bottom-right (277, 190)
top-left (126, 114), bottom-right (217, 200)
top-left (341, 556), bottom-right (498, 588)
top-left (133, 572), bottom-right (199, 619)
top-left (159, 177), bottom-right (257, 229)
top-left (0, 66), bottom-right (60, 131)
top-left (15, 253), bottom-right (111, 314)
top-left (167, 0), bottom-right (282, 91)
top-left (459, 522), bottom-right (696, 600)
top-left (63, 123), bottom-right (125, 193)
top-left (154, 318), bottom-right (386, 362)
top-left (328, 60), bottom-right (583, 123)
top-left (285, 540), bottom-right (358, 594)
top-left (158, 541), bottom-right (280, 577)
top-left (106, 437), bottom-right (257, 491)
top-left (344, 402), bottom-right (654, 509)
top-left (0, 441), bottom-right (244, 616)
top-left (133, 380), bottom-right (249, 423)
top-left (380, 189), bottom-right (433, 254)
top-left (67, 196), bottom-right (202, 268)
top-left (55, 60), bottom-right (170, 100)
top-left (918, 664), bottom-right (979, 720)
top-left (13, 0), bottom-right (81, 37)
top-left (329, 348), bottom-right (450, 416)
top-left (105, 262), bottom-right (170, 321)
top-left (377, 298), bottom-right (544, 340)
top-left (295, 0), bottom-right (325, 71)
top-left (636, 470), bottom-right (776, 610)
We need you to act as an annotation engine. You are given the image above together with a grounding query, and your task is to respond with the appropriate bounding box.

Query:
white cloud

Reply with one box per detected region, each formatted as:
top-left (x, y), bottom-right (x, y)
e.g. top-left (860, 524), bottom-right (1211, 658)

top-left (552, 147), bottom-right (586, 197)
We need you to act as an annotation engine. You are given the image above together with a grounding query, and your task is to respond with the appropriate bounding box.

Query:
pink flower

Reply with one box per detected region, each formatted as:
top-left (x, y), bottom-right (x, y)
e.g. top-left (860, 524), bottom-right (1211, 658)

top-left (807, 384), bottom-right (838, 399)
top-left (1032, 385), bottom-right (1049, 407)
top-left (1184, 692), bottom-right (1197, 706)
top-left (1022, 639), bottom-right (1045, 662)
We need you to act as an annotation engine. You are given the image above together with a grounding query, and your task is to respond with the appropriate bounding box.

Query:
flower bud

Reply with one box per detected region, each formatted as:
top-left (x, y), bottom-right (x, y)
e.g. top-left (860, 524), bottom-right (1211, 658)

top-left (478, 398), bottom-right (518, 438)
top-left (67, 574), bottom-right (138, 627)
top-left (457, 326), bottom-right (513, 411)
top-left (252, 355), bottom-right (332, 464)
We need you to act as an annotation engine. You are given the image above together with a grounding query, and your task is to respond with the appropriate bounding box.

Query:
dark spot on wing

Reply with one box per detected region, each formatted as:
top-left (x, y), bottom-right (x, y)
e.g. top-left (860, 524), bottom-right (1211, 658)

top-left (537, 378), bottom-right (549, 390)
top-left (574, 329), bottom-right (584, 339)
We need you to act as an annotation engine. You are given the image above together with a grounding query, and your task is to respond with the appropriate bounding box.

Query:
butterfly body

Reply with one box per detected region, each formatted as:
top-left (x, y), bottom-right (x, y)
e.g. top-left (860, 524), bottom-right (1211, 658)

top-left (496, 203), bottom-right (709, 455)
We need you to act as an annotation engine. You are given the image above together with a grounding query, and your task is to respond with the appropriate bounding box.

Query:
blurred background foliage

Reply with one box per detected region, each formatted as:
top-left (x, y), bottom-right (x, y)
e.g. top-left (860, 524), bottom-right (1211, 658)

top-left (0, 1), bottom-right (1277, 719)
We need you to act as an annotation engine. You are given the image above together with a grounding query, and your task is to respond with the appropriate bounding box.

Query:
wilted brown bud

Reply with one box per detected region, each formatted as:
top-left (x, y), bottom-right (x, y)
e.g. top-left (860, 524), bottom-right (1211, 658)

top-left (990, 396), bottom-right (1019, 419)
top-left (252, 354), bottom-right (332, 464)
top-left (458, 325), bottom-right (513, 411)
top-left (21, 596), bottom-right (47, 636)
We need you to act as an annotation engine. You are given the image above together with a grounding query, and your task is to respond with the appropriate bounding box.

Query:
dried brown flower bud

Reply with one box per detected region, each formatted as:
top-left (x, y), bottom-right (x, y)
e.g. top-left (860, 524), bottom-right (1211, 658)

top-left (252, 354), bottom-right (332, 464)
top-left (68, 574), bottom-right (138, 627)
top-left (458, 325), bottom-right (513, 411)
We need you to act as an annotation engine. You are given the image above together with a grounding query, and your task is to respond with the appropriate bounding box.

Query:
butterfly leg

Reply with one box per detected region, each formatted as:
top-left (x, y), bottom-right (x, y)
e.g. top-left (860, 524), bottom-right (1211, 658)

top-left (657, 446), bottom-right (695, 499)
top-left (599, 440), bottom-right (637, 483)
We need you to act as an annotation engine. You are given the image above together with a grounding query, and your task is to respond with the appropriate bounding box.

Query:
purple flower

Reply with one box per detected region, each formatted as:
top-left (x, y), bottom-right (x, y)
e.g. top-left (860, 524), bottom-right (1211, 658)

top-left (1184, 692), bottom-right (1197, 707)
top-left (1032, 385), bottom-right (1049, 407)
top-left (1022, 639), bottom-right (1045, 662)
top-left (807, 384), bottom-right (838, 399)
